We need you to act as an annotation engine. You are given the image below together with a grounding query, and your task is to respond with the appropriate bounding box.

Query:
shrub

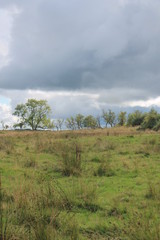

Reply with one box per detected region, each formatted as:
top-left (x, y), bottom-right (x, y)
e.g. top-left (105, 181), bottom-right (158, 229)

top-left (94, 160), bottom-right (115, 177)
top-left (91, 156), bottom-right (100, 163)
top-left (141, 109), bottom-right (160, 130)
top-left (61, 144), bottom-right (82, 176)
top-left (127, 110), bottom-right (145, 126)
top-left (153, 120), bottom-right (160, 131)
top-left (24, 157), bottom-right (37, 168)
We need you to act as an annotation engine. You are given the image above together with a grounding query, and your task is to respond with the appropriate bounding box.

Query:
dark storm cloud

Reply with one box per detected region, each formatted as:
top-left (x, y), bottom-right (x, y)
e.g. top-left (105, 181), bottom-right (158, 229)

top-left (0, 0), bottom-right (160, 99)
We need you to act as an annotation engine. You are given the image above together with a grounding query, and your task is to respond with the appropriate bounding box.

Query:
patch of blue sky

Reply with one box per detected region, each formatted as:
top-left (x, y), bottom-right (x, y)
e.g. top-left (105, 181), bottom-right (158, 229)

top-left (0, 96), bottom-right (10, 105)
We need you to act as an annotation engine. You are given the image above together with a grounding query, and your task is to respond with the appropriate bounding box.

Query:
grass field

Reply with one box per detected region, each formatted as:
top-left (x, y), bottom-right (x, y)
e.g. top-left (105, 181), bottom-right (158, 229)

top-left (0, 127), bottom-right (160, 239)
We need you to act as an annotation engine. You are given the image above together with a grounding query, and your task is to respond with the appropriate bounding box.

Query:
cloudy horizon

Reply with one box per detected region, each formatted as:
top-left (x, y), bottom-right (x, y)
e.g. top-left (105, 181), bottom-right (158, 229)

top-left (0, 0), bottom-right (160, 125)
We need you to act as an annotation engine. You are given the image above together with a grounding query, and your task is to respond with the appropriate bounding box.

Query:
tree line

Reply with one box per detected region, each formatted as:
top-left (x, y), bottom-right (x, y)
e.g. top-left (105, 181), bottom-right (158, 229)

top-left (3, 98), bottom-right (160, 131)
top-left (56, 108), bottom-right (160, 131)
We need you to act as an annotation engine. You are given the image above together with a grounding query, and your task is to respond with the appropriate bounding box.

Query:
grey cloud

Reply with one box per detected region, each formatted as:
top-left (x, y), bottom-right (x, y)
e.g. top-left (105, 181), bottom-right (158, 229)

top-left (0, 0), bottom-right (160, 100)
top-left (0, 87), bottom-right (160, 124)
top-left (0, 89), bottom-right (101, 118)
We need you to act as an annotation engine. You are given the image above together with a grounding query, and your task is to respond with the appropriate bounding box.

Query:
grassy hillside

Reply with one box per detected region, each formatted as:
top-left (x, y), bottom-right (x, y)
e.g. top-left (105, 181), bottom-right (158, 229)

top-left (0, 127), bottom-right (159, 239)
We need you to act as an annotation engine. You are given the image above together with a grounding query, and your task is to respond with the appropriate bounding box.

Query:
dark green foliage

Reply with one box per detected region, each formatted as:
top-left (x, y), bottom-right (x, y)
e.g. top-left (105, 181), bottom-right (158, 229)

top-left (91, 156), bottom-right (100, 163)
top-left (94, 160), bottom-right (115, 177)
top-left (24, 157), bottom-right (37, 168)
top-left (127, 110), bottom-right (145, 126)
top-left (153, 119), bottom-right (160, 131)
top-left (141, 109), bottom-right (160, 130)
top-left (83, 115), bottom-right (98, 129)
top-left (118, 111), bottom-right (127, 126)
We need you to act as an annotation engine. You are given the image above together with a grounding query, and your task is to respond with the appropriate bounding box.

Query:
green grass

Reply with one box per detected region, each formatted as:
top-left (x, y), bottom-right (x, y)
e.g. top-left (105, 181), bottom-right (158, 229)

top-left (0, 128), bottom-right (159, 239)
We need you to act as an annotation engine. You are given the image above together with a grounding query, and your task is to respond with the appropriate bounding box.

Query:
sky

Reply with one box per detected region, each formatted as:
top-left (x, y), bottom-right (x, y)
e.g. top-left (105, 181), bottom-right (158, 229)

top-left (0, 0), bottom-right (160, 125)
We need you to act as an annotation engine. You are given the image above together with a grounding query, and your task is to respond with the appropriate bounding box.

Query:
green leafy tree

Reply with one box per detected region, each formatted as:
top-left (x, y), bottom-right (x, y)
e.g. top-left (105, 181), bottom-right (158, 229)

top-left (13, 99), bottom-right (52, 130)
top-left (55, 119), bottom-right (64, 131)
top-left (118, 111), bottom-right (127, 126)
top-left (141, 109), bottom-right (160, 130)
top-left (13, 122), bottom-right (25, 130)
top-left (127, 110), bottom-right (145, 126)
top-left (153, 119), bottom-right (160, 131)
top-left (102, 110), bottom-right (109, 127)
top-left (75, 114), bottom-right (84, 129)
top-left (46, 119), bottom-right (55, 130)
top-left (83, 115), bottom-right (98, 129)
top-left (13, 104), bottom-right (27, 129)
top-left (96, 115), bottom-right (102, 128)
top-left (102, 109), bottom-right (116, 127)
top-left (108, 109), bottom-right (116, 127)
top-left (65, 117), bottom-right (76, 130)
